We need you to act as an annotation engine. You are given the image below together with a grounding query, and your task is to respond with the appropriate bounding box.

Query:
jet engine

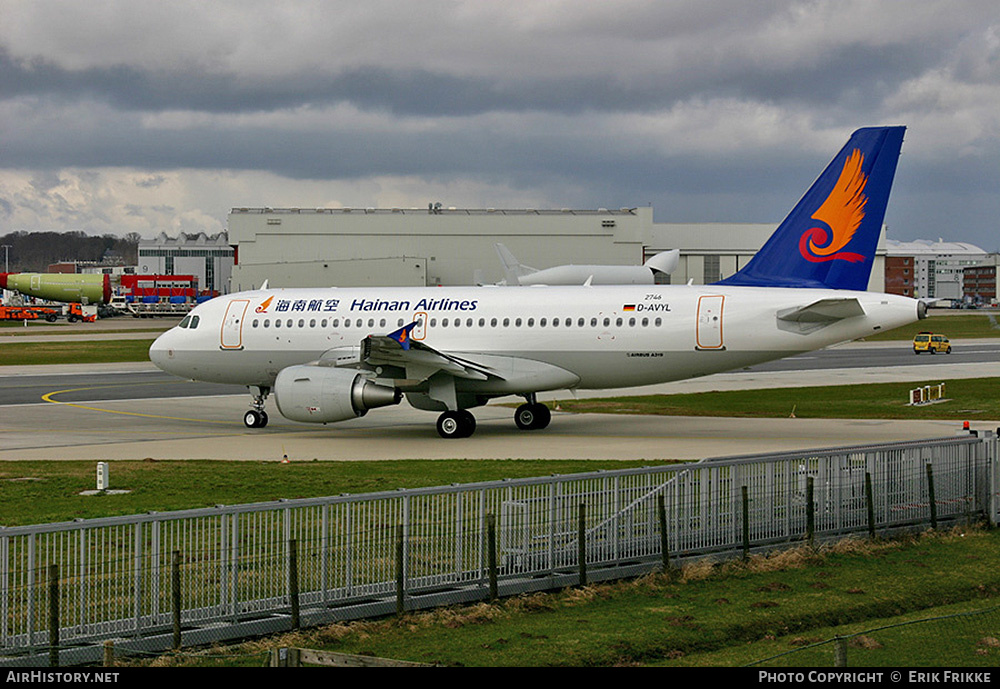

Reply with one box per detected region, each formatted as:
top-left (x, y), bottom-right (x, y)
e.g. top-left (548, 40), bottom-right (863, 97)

top-left (274, 366), bottom-right (401, 423)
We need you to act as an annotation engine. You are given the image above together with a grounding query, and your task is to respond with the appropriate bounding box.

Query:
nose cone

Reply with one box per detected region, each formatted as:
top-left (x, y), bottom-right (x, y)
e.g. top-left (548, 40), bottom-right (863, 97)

top-left (148, 330), bottom-right (176, 372)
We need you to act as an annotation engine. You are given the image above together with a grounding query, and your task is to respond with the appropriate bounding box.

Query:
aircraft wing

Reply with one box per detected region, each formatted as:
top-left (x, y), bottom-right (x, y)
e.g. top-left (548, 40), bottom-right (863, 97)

top-left (357, 321), bottom-right (493, 381)
top-left (359, 321), bottom-right (580, 389)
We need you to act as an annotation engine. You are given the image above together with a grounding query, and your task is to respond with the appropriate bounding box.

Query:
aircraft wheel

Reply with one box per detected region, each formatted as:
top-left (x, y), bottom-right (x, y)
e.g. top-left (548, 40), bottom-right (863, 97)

top-left (244, 409), bottom-right (264, 428)
top-left (514, 403), bottom-right (551, 431)
top-left (259, 411), bottom-right (269, 427)
top-left (437, 410), bottom-right (475, 438)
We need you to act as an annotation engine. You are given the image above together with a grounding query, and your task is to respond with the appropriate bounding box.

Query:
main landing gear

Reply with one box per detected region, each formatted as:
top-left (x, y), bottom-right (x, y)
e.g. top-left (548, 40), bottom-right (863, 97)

top-left (514, 397), bottom-right (551, 431)
top-left (435, 409), bottom-right (477, 439)
top-left (435, 395), bottom-right (552, 439)
top-left (244, 386), bottom-right (270, 428)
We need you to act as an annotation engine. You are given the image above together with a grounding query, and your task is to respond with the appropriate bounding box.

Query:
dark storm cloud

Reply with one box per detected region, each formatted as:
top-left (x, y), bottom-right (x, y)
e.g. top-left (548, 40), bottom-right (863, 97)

top-left (0, 34), bottom-right (952, 121)
top-left (0, 0), bottom-right (996, 247)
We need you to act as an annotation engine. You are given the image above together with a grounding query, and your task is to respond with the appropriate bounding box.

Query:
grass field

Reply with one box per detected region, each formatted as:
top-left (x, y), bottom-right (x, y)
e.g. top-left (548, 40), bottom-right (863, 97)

top-left (131, 528), bottom-right (1000, 667)
top-left (0, 458), bottom-right (676, 527)
top-left (552, 377), bottom-right (1000, 421)
top-left (865, 313), bottom-right (1000, 341)
top-left (0, 338), bottom-right (155, 365)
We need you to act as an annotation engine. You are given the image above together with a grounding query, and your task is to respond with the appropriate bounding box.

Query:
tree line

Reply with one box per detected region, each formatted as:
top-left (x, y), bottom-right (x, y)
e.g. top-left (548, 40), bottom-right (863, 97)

top-left (0, 231), bottom-right (141, 272)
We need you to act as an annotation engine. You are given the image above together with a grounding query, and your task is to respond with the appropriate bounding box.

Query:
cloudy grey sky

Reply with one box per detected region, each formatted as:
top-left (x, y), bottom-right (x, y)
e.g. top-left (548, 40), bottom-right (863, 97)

top-left (1, 1), bottom-right (998, 249)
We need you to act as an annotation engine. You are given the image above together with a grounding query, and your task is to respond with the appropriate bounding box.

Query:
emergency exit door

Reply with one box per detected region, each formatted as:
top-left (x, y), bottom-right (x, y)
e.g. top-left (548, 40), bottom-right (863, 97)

top-left (220, 299), bottom-right (250, 350)
top-left (696, 295), bottom-right (725, 350)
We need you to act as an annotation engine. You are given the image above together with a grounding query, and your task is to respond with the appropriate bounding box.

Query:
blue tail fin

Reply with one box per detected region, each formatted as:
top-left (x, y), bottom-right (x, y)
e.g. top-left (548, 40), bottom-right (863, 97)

top-left (716, 126), bottom-right (905, 290)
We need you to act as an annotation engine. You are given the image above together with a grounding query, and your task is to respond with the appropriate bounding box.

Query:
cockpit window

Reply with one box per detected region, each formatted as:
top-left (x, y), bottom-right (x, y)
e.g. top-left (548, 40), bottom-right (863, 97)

top-left (178, 315), bottom-right (191, 329)
top-left (190, 315), bottom-right (200, 329)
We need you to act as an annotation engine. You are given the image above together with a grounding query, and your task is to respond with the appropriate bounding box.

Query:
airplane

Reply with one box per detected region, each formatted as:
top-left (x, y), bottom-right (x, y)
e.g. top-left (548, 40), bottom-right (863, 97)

top-left (150, 126), bottom-right (921, 439)
top-left (495, 243), bottom-right (680, 285)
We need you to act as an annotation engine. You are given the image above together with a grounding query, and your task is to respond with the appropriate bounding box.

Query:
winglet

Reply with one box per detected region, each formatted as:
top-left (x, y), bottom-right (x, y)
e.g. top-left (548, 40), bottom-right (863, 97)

top-left (387, 321), bottom-right (419, 350)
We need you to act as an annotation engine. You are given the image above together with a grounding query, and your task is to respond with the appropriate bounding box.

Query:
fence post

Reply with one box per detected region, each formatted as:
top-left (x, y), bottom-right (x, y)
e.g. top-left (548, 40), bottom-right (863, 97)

top-left (103, 640), bottom-right (114, 668)
top-left (834, 636), bottom-right (848, 667)
top-left (172, 551), bottom-right (182, 650)
top-left (288, 539), bottom-right (300, 630)
top-left (48, 563), bottom-right (59, 668)
top-left (578, 503), bottom-right (587, 587)
top-left (657, 496), bottom-right (671, 575)
top-left (742, 486), bottom-right (750, 561)
top-left (395, 525), bottom-right (405, 616)
top-left (926, 463), bottom-right (938, 529)
top-left (486, 513), bottom-right (498, 602)
top-left (806, 477), bottom-right (815, 548)
top-left (865, 473), bottom-right (876, 539)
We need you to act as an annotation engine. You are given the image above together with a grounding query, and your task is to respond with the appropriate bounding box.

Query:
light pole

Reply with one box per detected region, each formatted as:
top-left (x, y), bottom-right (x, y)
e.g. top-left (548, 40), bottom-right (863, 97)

top-left (1, 244), bottom-right (9, 273)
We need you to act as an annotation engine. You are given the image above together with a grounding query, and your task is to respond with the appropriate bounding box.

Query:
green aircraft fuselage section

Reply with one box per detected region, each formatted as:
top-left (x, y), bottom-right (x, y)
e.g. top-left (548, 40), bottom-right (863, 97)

top-left (0, 272), bottom-right (111, 304)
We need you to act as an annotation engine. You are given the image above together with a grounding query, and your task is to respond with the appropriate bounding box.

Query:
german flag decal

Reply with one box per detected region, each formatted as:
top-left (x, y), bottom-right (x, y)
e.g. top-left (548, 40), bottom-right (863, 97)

top-left (623, 304), bottom-right (636, 312)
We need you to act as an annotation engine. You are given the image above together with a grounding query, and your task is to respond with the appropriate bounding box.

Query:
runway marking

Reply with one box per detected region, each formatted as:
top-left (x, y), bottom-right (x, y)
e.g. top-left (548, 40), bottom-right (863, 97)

top-left (41, 383), bottom-right (236, 425)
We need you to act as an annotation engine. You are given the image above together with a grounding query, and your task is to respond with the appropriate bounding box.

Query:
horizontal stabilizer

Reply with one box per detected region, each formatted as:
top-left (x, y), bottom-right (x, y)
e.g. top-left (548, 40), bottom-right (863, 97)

top-left (777, 297), bottom-right (865, 334)
top-left (778, 298), bottom-right (865, 323)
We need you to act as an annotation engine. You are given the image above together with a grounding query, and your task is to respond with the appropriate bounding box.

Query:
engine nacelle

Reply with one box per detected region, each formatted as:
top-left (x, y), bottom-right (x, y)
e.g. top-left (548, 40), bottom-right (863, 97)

top-left (274, 365), bottom-right (401, 423)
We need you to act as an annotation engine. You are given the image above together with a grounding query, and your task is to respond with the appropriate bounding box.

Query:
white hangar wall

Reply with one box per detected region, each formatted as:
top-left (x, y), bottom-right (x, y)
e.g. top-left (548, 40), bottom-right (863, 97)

top-left (227, 208), bottom-right (886, 291)
top-left (228, 207), bottom-right (650, 290)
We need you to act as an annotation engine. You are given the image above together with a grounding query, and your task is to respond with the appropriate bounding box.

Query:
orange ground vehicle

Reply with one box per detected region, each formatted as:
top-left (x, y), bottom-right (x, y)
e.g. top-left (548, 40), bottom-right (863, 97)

top-left (0, 305), bottom-right (59, 321)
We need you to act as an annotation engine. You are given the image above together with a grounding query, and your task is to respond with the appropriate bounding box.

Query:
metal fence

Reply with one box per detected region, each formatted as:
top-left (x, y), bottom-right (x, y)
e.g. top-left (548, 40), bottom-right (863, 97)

top-left (2, 434), bottom-right (997, 666)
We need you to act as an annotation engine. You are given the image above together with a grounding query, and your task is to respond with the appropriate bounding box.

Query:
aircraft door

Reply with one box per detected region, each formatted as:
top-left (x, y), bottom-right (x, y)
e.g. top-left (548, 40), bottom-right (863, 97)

top-left (696, 295), bottom-right (725, 350)
top-left (221, 299), bottom-right (250, 350)
top-left (411, 311), bottom-right (428, 341)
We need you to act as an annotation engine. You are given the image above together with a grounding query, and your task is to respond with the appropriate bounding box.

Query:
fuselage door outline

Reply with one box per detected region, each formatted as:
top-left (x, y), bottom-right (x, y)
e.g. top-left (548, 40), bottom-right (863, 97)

top-left (696, 295), bottom-right (725, 350)
top-left (221, 299), bottom-right (250, 350)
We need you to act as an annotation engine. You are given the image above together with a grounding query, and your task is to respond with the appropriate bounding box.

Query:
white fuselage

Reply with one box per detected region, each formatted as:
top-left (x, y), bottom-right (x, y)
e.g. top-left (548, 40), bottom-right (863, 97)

top-left (149, 284), bottom-right (921, 399)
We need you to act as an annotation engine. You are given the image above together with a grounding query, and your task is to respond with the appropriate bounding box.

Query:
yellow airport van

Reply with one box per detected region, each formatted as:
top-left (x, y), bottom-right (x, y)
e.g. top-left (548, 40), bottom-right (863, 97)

top-left (913, 332), bottom-right (951, 354)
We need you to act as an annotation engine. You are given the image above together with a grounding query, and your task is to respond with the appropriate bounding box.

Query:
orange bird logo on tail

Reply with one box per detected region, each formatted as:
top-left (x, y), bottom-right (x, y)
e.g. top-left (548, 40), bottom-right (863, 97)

top-left (799, 148), bottom-right (868, 263)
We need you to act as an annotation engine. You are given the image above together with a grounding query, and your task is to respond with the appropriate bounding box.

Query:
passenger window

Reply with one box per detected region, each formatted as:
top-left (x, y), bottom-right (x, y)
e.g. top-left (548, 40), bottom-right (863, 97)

top-left (540, 318), bottom-right (547, 327)
top-left (503, 318), bottom-right (509, 327)
top-left (655, 318), bottom-right (662, 326)
top-left (527, 318), bottom-right (534, 327)
top-left (642, 318), bottom-right (649, 327)
top-left (310, 319), bottom-right (316, 328)
top-left (264, 319), bottom-right (270, 328)
top-left (252, 319), bottom-right (259, 328)
top-left (578, 318), bottom-right (584, 327)
top-left (628, 318), bottom-right (635, 327)
top-left (467, 318), bottom-right (473, 327)
top-left (443, 318), bottom-right (449, 327)
top-left (275, 319), bottom-right (281, 328)
top-left (298, 319), bottom-right (305, 328)
top-left (515, 318), bottom-right (522, 327)
top-left (286, 319), bottom-right (293, 328)
top-left (490, 318), bottom-right (497, 327)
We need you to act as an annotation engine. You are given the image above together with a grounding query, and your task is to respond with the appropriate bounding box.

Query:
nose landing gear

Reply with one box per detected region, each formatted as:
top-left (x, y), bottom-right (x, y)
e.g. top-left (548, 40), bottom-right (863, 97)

top-left (244, 386), bottom-right (271, 428)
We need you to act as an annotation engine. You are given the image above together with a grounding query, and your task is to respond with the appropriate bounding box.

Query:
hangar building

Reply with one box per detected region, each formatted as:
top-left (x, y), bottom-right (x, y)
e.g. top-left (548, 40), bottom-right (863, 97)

top-left (227, 206), bottom-right (886, 291)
